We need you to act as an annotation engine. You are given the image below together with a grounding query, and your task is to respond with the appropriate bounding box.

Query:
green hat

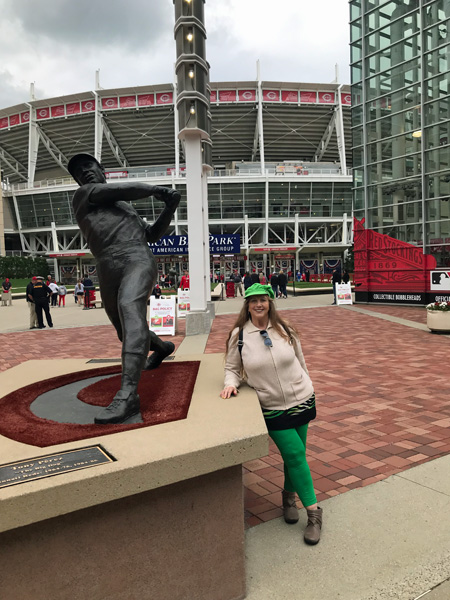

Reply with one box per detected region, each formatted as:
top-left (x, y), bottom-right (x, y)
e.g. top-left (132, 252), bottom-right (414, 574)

top-left (245, 283), bottom-right (275, 299)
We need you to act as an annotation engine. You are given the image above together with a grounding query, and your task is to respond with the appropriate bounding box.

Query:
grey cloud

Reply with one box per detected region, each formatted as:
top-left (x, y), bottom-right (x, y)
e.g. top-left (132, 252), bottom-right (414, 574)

top-left (1, 0), bottom-right (173, 51)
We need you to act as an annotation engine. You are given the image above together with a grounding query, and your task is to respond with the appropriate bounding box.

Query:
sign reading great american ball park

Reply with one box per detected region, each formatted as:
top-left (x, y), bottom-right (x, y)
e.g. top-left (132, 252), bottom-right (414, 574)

top-left (149, 234), bottom-right (240, 256)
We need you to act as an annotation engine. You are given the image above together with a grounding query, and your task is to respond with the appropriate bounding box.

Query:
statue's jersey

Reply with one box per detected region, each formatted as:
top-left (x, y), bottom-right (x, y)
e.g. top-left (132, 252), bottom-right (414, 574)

top-left (72, 184), bottom-right (148, 257)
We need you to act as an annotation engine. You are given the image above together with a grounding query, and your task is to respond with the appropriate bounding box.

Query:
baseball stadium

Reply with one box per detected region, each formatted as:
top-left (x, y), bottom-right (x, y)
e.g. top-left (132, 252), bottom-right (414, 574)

top-left (0, 78), bottom-right (352, 283)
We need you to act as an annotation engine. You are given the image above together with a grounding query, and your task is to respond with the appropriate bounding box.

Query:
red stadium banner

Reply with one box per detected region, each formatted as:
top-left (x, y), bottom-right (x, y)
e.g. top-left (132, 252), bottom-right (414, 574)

top-left (138, 94), bottom-right (154, 107)
top-left (318, 92), bottom-right (335, 104)
top-left (341, 92), bottom-right (351, 106)
top-left (120, 95), bottom-right (136, 108)
top-left (156, 92), bottom-right (173, 105)
top-left (51, 105), bottom-right (65, 118)
top-left (238, 90), bottom-right (256, 102)
top-left (81, 100), bottom-right (95, 113)
top-left (102, 97), bottom-right (118, 110)
top-left (9, 114), bottom-right (20, 126)
top-left (0, 117), bottom-right (8, 129)
top-left (300, 91), bottom-right (317, 103)
top-left (262, 90), bottom-right (280, 102)
top-left (20, 111), bottom-right (30, 124)
top-left (66, 102), bottom-right (81, 115)
top-left (210, 90), bottom-right (217, 103)
top-left (281, 90), bottom-right (298, 103)
top-left (219, 90), bottom-right (236, 102)
top-left (36, 107), bottom-right (50, 120)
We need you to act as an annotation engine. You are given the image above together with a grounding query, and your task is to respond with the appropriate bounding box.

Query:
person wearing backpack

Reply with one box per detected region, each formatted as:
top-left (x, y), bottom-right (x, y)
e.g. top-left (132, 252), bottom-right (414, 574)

top-left (220, 283), bottom-right (322, 545)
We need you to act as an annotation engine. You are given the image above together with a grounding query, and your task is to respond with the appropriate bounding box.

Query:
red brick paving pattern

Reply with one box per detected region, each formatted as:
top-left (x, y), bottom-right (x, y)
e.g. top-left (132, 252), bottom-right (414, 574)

top-left (206, 306), bottom-right (450, 527)
top-left (2, 307), bottom-right (450, 529)
top-left (358, 304), bottom-right (427, 325)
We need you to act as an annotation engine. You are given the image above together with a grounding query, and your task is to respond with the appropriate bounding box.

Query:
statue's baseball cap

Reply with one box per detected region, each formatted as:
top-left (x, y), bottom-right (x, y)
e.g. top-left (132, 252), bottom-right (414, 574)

top-left (67, 153), bottom-right (102, 184)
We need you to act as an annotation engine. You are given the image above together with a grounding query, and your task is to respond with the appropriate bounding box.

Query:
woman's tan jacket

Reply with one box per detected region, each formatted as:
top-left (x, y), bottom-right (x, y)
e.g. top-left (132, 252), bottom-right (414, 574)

top-left (224, 320), bottom-right (314, 411)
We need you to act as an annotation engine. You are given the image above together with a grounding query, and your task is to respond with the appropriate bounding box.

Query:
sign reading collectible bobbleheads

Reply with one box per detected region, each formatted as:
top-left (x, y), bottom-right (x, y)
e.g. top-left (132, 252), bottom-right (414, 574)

top-left (149, 296), bottom-right (176, 336)
top-left (353, 217), bottom-right (439, 305)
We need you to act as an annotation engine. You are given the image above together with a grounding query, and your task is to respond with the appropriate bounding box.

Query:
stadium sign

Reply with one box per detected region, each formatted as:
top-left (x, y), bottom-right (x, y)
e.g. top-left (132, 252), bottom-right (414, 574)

top-left (149, 234), bottom-right (240, 255)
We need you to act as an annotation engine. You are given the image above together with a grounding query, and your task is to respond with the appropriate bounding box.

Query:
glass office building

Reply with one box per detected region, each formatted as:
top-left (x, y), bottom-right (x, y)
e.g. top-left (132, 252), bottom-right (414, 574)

top-left (350, 0), bottom-right (450, 268)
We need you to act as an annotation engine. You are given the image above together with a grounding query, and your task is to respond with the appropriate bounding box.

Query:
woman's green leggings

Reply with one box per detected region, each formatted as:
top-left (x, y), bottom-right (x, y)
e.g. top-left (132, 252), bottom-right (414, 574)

top-left (269, 423), bottom-right (317, 507)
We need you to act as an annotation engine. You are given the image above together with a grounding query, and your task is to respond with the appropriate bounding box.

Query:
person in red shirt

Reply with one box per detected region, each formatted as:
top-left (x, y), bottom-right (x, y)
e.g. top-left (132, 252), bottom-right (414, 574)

top-left (179, 271), bottom-right (190, 290)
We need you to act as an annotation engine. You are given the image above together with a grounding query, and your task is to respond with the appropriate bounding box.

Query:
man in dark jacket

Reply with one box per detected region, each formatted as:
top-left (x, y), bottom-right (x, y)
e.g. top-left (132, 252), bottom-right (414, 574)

top-left (278, 270), bottom-right (288, 299)
top-left (332, 269), bottom-right (341, 305)
top-left (30, 277), bottom-right (53, 328)
top-left (26, 276), bottom-right (39, 329)
top-left (250, 269), bottom-right (259, 285)
top-left (243, 272), bottom-right (252, 290)
top-left (270, 271), bottom-right (279, 298)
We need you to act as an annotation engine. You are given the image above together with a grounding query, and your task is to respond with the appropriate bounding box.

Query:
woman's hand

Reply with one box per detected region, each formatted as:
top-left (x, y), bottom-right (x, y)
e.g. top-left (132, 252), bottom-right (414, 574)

top-left (220, 386), bottom-right (238, 399)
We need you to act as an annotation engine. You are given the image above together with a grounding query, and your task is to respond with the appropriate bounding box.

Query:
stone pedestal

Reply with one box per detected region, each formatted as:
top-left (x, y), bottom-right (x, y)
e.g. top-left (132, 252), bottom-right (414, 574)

top-left (0, 355), bottom-right (268, 600)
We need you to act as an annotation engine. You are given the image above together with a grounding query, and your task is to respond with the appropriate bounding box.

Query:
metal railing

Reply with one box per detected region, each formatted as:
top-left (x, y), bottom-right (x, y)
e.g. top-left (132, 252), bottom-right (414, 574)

top-left (8, 166), bottom-right (348, 192)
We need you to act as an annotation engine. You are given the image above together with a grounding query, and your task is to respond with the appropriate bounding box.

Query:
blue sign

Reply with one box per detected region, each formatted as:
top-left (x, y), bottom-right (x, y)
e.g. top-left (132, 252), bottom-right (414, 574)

top-left (149, 234), bottom-right (240, 255)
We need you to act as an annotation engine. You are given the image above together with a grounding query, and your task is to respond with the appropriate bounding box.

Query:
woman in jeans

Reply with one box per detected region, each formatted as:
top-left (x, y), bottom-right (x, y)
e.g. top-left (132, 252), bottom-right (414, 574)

top-left (221, 283), bottom-right (323, 544)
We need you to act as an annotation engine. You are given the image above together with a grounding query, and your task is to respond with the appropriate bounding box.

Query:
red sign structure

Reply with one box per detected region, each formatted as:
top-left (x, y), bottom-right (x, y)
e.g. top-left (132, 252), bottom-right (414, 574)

top-left (354, 217), bottom-right (437, 304)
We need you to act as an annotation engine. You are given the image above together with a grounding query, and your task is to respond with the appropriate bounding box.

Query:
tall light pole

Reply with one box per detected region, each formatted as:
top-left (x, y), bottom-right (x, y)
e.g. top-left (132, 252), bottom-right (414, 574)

top-left (174, 0), bottom-right (213, 335)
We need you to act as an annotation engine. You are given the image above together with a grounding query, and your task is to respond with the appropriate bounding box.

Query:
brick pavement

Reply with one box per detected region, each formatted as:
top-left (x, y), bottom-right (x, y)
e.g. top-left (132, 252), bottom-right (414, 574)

top-left (1, 305), bottom-right (450, 529)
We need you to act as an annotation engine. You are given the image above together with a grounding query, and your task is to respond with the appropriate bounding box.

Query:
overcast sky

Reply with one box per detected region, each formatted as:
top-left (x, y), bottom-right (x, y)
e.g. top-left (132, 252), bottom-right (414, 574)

top-left (0, 0), bottom-right (351, 109)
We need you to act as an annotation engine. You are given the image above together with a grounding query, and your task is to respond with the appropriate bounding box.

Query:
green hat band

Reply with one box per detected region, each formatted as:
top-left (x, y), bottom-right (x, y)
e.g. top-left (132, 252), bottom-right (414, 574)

top-left (244, 283), bottom-right (275, 299)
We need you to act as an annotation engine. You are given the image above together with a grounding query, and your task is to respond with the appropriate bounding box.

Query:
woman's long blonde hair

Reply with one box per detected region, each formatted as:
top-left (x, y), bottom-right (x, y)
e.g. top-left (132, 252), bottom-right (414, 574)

top-left (225, 296), bottom-right (298, 357)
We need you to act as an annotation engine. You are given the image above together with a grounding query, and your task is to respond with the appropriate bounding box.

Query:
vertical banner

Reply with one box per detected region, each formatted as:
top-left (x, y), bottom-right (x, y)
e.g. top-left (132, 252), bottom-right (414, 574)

top-left (177, 290), bottom-right (190, 318)
top-left (336, 283), bottom-right (353, 305)
top-left (149, 296), bottom-right (176, 336)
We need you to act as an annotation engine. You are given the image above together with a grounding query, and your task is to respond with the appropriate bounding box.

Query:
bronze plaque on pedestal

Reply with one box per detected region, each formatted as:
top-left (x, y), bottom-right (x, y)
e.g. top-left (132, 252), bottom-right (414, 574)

top-left (0, 446), bottom-right (115, 489)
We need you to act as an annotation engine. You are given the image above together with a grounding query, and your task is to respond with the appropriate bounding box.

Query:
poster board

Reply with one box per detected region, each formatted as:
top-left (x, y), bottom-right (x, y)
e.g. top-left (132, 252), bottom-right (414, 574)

top-left (177, 290), bottom-right (191, 318)
top-left (149, 296), bottom-right (176, 336)
top-left (336, 283), bottom-right (353, 305)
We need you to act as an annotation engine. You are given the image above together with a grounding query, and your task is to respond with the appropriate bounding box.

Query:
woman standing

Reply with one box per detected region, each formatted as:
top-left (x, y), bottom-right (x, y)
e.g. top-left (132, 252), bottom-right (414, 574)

top-left (221, 283), bottom-right (322, 544)
top-left (74, 279), bottom-right (84, 306)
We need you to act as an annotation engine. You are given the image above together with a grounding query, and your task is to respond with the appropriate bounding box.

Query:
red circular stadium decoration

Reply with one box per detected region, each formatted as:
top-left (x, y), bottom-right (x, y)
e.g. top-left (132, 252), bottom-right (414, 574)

top-left (0, 362), bottom-right (199, 448)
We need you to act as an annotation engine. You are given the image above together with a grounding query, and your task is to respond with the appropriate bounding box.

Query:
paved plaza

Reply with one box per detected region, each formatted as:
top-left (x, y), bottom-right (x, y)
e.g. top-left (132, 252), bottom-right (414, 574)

top-left (1, 291), bottom-right (450, 598)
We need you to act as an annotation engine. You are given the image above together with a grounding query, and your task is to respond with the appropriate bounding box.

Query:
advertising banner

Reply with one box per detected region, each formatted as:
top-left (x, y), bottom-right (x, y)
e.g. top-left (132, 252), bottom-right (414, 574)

top-left (102, 98), bottom-right (118, 110)
top-left (177, 290), bottom-right (190, 318)
top-left (51, 105), bottom-right (65, 118)
top-left (336, 283), bottom-right (353, 305)
top-left (238, 90), bottom-right (256, 102)
top-left (149, 296), bottom-right (176, 336)
top-left (149, 234), bottom-right (240, 256)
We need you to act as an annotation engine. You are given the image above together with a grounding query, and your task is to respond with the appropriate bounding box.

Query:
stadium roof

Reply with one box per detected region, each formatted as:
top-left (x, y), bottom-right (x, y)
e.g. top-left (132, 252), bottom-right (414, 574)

top-left (0, 81), bottom-right (351, 184)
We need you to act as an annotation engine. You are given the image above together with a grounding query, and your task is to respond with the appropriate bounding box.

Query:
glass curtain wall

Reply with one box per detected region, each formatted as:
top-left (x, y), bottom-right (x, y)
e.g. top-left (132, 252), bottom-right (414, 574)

top-left (350, 0), bottom-right (450, 266)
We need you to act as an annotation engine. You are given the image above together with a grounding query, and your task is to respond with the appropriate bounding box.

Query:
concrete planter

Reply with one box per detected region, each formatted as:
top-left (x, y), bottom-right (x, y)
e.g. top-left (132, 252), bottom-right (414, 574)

top-left (427, 310), bottom-right (450, 332)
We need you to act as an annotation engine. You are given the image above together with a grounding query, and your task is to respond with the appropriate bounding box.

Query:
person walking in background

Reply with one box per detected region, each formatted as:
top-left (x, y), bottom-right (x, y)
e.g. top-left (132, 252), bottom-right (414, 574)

top-left (243, 271), bottom-right (252, 290)
top-left (250, 269), bottom-right (259, 285)
top-left (221, 283), bottom-right (323, 545)
top-left (332, 268), bottom-right (341, 305)
top-left (342, 269), bottom-right (350, 284)
top-left (179, 270), bottom-right (190, 290)
top-left (233, 271), bottom-right (243, 297)
top-left (278, 269), bottom-right (288, 299)
top-left (259, 271), bottom-right (267, 284)
top-left (270, 270), bottom-right (279, 298)
top-left (74, 279), bottom-right (84, 306)
top-left (31, 276), bottom-right (53, 329)
top-left (1, 277), bottom-right (12, 306)
top-left (26, 276), bottom-right (39, 329)
top-left (58, 282), bottom-right (67, 307)
top-left (49, 280), bottom-right (59, 306)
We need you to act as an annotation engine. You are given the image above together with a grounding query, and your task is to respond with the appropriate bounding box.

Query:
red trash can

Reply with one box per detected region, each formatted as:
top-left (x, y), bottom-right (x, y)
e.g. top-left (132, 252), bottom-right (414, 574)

top-left (226, 282), bottom-right (235, 298)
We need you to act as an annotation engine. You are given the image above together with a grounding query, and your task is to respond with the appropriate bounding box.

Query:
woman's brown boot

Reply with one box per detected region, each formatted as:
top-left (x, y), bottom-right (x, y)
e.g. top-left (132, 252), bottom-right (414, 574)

top-left (304, 506), bottom-right (323, 545)
top-left (282, 490), bottom-right (299, 524)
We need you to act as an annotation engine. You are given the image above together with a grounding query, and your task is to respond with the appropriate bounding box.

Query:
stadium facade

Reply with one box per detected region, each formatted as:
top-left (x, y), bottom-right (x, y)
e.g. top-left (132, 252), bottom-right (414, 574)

top-left (350, 0), bottom-right (450, 304)
top-left (0, 78), bottom-right (352, 283)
